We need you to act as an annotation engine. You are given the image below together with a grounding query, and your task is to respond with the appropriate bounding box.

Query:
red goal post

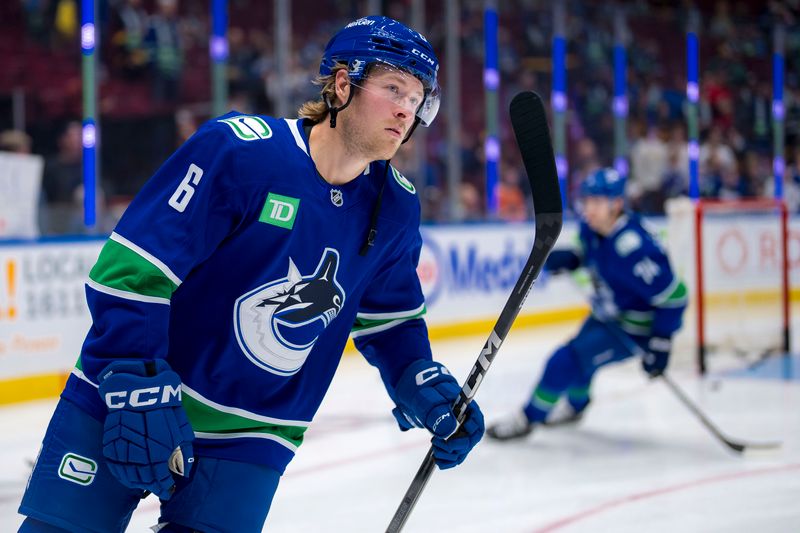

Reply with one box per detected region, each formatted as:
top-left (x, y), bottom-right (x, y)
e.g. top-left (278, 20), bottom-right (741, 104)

top-left (695, 199), bottom-right (790, 374)
top-left (667, 198), bottom-right (790, 374)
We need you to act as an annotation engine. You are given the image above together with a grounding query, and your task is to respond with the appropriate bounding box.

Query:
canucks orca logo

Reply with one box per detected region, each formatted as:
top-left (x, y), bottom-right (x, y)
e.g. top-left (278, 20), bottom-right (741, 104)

top-left (234, 248), bottom-right (346, 375)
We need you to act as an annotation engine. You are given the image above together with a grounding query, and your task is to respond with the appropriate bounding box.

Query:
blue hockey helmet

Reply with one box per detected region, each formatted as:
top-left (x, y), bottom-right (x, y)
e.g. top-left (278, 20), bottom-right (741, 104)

top-left (320, 16), bottom-right (440, 127)
top-left (580, 167), bottom-right (626, 199)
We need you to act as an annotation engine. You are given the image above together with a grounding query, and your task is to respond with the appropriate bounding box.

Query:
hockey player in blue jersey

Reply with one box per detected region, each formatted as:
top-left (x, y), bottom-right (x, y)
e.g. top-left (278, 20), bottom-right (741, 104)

top-left (18, 16), bottom-right (484, 532)
top-left (486, 167), bottom-right (687, 441)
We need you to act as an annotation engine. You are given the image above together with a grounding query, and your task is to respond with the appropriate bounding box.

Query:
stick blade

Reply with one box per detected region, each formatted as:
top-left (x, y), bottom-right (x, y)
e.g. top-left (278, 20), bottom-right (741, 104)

top-left (510, 91), bottom-right (562, 217)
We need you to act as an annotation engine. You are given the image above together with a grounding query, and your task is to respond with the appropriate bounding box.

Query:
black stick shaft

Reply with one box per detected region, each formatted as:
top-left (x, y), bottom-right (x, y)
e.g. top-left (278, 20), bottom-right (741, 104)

top-left (385, 91), bottom-right (562, 533)
top-left (659, 374), bottom-right (744, 452)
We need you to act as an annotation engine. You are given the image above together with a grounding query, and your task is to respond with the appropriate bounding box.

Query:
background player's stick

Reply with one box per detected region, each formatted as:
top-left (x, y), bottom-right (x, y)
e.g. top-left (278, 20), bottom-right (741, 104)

top-left (658, 372), bottom-right (780, 453)
top-left (385, 91), bottom-right (563, 533)
top-left (602, 321), bottom-right (781, 454)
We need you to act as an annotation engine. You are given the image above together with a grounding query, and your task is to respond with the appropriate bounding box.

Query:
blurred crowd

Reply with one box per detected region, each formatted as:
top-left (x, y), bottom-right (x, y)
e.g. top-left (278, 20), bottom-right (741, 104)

top-left (1, 0), bottom-right (799, 235)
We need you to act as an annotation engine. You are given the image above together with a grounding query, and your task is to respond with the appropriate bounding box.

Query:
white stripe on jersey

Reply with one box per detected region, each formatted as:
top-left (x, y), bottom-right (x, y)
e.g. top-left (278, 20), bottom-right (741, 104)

top-left (86, 279), bottom-right (171, 305)
top-left (110, 232), bottom-right (183, 287)
top-left (356, 303), bottom-right (425, 321)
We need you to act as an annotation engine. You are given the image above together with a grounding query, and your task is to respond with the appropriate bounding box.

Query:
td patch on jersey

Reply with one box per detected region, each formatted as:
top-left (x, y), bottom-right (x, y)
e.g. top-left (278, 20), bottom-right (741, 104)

top-left (234, 248), bottom-right (346, 376)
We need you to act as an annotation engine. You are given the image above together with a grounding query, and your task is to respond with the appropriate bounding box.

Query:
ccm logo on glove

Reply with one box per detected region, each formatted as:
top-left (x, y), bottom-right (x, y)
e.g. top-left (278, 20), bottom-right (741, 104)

top-left (104, 385), bottom-right (181, 409)
top-left (415, 365), bottom-right (451, 386)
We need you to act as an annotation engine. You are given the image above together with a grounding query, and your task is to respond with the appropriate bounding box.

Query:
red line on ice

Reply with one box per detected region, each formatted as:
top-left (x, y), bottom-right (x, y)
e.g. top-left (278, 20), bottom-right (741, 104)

top-left (531, 463), bottom-right (800, 533)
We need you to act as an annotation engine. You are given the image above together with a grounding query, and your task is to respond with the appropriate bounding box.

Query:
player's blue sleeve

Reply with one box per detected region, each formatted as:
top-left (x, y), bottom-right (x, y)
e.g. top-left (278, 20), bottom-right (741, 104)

top-left (353, 228), bottom-right (432, 399)
top-left (617, 230), bottom-right (687, 338)
top-left (79, 120), bottom-right (249, 383)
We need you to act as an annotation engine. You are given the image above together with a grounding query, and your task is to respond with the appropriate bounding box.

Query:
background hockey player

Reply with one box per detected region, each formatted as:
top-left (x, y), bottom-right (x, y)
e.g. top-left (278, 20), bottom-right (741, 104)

top-left (18, 16), bottom-right (484, 532)
top-left (487, 167), bottom-right (687, 441)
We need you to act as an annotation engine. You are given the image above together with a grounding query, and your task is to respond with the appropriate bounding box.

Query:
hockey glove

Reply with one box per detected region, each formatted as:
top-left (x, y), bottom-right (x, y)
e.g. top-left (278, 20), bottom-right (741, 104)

top-left (642, 337), bottom-right (671, 378)
top-left (98, 360), bottom-right (195, 499)
top-left (392, 360), bottom-right (485, 470)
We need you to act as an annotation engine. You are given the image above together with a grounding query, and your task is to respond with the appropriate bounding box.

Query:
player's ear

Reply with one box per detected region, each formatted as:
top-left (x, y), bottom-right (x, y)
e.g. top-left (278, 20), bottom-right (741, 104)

top-left (613, 197), bottom-right (625, 216)
top-left (334, 70), bottom-right (351, 106)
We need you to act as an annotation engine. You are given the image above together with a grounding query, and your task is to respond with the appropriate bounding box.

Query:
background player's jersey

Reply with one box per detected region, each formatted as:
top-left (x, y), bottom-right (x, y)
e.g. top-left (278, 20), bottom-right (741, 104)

top-left (546, 215), bottom-right (687, 340)
top-left (61, 113), bottom-right (432, 473)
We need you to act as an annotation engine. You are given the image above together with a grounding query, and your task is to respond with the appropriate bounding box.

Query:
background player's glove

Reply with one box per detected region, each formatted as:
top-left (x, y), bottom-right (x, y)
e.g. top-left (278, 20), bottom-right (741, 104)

top-left (392, 359), bottom-right (485, 470)
top-left (98, 359), bottom-right (195, 499)
top-left (642, 337), bottom-right (671, 378)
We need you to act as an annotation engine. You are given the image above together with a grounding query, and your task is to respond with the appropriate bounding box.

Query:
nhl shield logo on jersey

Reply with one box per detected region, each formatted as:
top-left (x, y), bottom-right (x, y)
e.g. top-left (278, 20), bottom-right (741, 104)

top-left (234, 248), bottom-right (346, 375)
top-left (330, 188), bottom-right (343, 207)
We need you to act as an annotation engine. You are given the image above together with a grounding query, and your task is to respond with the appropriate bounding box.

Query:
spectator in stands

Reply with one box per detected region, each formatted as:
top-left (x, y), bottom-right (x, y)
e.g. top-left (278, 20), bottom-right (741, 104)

top-left (21, 0), bottom-right (54, 45)
top-left (226, 26), bottom-right (262, 112)
top-left (764, 157), bottom-right (800, 212)
top-left (53, 0), bottom-right (78, 48)
top-left (108, 0), bottom-right (150, 79)
top-left (173, 107), bottom-right (198, 147)
top-left (741, 150), bottom-right (770, 198)
top-left (628, 123), bottom-right (668, 214)
top-left (40, 121), bottom-right (85, 234)
top-left (568, 138), bottom-right (601, 212)
top-left (699, 125), bottom-right (737, 194)
top-left (145, 0), bottom-right (183, 103)
top-left (711, 159), bottom-right (748, 200)
top-left (460, 182), bottom-right (484, 221)
top-left (662, 122), bottom-right (689, 197)
top-left (0, 130), bottom-right (33, 154)
top-left (497, 160), bottom-right (527, 222)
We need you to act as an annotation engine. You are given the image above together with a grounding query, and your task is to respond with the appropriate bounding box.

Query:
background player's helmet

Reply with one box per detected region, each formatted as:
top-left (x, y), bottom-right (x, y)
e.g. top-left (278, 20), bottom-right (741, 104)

top-left (581, 167), bottom-right (626, 199)
top-left (320, 16), bottom-right (440, 126)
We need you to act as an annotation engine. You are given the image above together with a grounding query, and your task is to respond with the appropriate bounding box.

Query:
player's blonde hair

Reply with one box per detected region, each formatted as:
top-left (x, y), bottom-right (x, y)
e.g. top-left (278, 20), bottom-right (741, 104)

top-left (297, 63), bottom-right (350, 123)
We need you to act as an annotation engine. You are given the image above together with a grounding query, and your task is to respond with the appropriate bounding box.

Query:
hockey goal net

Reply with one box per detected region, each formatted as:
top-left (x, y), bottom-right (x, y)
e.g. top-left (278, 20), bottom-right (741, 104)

top-left (666, 197), bottom-right (791, 374)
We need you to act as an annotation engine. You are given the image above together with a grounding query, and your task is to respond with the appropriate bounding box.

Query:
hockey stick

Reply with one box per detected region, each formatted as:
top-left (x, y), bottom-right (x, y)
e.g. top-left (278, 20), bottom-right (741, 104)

top-left (658, 373), bottom-right (780, 453)
top-left (602, 321), bottom-right (781, 454)
top-left (385, 91), bottom-right (563, 533)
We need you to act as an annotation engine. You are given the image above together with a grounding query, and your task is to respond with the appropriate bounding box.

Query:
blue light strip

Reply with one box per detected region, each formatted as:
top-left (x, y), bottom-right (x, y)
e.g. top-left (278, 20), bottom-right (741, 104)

top-left (552, 35), bottom-right (567, 209)
top-left (81, 0), bottom-right (96, 227)
top-left (484, 7), bottom-right (499, 215)
top-left (211, 0), bottom-right (229, 62)
top-left (773, 49), bottom-right (785, 200)
top-left (687, 32), bottom-right (699, 200)
top-left (613, 43), bottom-right (628, 178)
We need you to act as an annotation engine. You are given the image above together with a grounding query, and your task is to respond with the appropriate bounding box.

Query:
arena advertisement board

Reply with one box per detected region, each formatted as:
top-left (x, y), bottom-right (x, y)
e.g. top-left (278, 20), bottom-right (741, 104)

top-left (696, 216), bottom-right (800, 291)
top-left (0, 238), bottom-right (103, 380)
top-left (418, 223), bottom-right (584, 325)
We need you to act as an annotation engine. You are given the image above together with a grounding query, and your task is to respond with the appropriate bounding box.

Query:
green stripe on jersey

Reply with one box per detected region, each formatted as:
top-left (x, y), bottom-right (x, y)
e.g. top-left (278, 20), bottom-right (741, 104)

top-left (660, 280), bottom-right (688, 307)
top-left (620, 310), bottom-right (653, 329)
top-left (90, 239), bottom-right (178, 298)
top-left (182, 393), bottom-right (307, 448)
top-left (652, 278), bottom-right (688, 308)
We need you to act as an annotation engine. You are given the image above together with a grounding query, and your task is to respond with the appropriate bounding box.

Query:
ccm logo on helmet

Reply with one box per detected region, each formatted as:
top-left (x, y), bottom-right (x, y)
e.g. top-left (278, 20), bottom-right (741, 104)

top-left (411, 48), bottom-right (436, 66)
top-left (104, 385), bottom-right (181, 409)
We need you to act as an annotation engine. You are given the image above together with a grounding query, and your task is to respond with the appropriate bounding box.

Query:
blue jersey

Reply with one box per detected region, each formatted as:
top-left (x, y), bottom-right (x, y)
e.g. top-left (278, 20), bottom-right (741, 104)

top-left (62, 113), bottom-right (432, 473)
top-left (545, 215), bottom-right (687, 340)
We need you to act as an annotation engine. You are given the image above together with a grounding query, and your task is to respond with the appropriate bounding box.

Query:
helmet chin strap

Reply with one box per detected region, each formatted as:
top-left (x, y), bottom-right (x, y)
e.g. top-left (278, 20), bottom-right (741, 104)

top-left (401, 117), bottom-right (421, 144)
top-left (324, 85), bottom-right (356, 128)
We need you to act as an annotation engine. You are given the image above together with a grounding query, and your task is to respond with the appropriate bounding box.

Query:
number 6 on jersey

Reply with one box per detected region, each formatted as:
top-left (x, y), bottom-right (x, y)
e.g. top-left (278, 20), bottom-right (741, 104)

top-left (168, 163), bottom-right (204, 212)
